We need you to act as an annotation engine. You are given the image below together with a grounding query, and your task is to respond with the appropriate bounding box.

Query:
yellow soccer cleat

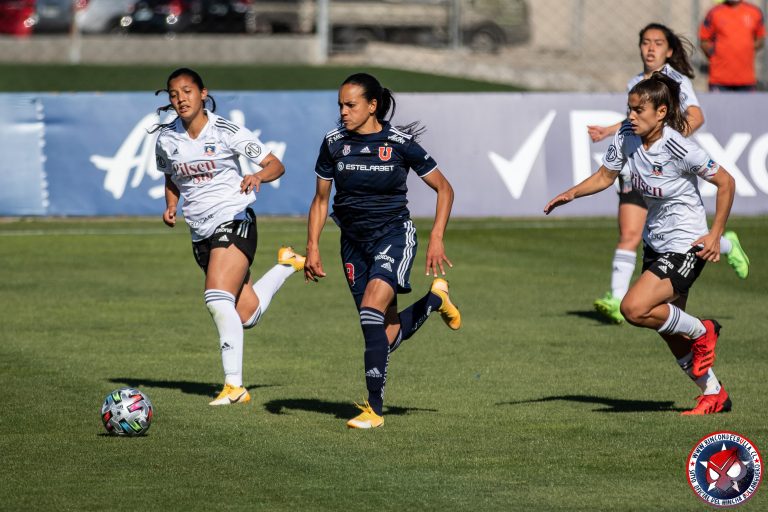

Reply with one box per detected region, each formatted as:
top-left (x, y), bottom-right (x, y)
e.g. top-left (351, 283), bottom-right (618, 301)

top-left (430, 278), bottom-right (461, 330)
top-left (346, 401), bottom-right (384, 429)
top-left (277, 246), bottom-right (306, 272)
top-left (209, 384), bottom-right (251, 406)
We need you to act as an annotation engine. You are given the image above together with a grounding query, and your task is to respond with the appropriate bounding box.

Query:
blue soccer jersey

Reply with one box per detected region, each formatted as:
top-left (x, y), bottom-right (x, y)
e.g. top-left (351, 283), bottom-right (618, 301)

top-left (314, 123), bottom-right (438, 242)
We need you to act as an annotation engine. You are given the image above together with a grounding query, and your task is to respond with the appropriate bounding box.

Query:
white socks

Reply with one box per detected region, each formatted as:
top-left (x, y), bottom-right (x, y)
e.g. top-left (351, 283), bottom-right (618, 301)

top-left (657, 304), bottom-right (706, 339)
top-left (205, 289), bottom-right (244, 387)
top-left (611, 249), bottom-right (636, 300)
top-left (243, 264), bottom-right (296, 328)
top-left (719, 235), bottom-right (732, 254)
top-left (677, 352), bottom-right (721, 395)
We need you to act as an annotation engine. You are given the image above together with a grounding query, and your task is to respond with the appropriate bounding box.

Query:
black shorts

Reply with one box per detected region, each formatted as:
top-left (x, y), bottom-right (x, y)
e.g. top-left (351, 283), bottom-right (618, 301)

top-left (642, 246), bottom-right (706, 295)
top-left (192, 208), bottom-right (258, 275)
top-left (618, 188), bottom-right (647, 208)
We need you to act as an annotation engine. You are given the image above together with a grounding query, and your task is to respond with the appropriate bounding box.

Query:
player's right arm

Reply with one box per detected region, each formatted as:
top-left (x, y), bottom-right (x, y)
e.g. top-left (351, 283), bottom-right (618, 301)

top-left (163, 174), bottom-right (180, 228)
top-left (305, 177), bottom-right (332, 282)
top-left (156, 138), bottom-right (178, 227)
top-left (544, 165), bottom-right (619, 214)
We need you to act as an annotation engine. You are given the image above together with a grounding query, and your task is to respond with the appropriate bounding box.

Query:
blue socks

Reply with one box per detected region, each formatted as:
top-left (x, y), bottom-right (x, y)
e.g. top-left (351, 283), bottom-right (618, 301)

top-left (360, 307), bottom-right (389, 415)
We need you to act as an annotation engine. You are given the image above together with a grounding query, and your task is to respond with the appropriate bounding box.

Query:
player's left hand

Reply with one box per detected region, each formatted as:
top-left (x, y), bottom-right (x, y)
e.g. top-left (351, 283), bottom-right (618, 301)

top-left (692, 232), bottom-right (721, 262)
top-left (425, 239), bottom-right (452, 277)
top-left (240, 174), bottom-right (262, 194)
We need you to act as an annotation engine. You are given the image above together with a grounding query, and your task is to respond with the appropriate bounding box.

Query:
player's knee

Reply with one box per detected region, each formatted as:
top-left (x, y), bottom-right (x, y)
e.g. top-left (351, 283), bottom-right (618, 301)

top-left (620, 299), bottom-right (648, 326)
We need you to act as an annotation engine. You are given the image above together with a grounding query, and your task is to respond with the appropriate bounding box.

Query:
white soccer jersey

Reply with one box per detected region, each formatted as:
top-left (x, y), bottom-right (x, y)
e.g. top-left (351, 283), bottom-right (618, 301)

top-left (626, 63), bottom-right (700, 111)
top-left (602, 121), bottom-right (720, 253)
top-left (155, 111), bottom-right (269, 241)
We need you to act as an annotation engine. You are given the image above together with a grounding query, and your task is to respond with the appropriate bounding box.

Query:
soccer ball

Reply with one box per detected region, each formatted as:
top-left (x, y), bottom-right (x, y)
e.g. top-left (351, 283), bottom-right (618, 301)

top-left (101, 388), bottom-right (153, 436)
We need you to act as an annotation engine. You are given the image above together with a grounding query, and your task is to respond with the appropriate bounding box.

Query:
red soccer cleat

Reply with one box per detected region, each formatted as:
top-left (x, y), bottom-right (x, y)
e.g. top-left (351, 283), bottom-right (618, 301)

top-left (690, 319), bottom-right (721, 378)
top-left (681, 386), bottom-right (732, 415)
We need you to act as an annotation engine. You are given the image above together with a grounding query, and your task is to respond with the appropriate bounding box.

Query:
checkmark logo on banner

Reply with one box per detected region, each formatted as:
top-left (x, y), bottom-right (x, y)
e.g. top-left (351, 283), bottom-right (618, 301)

top-left (488, 110), bottom-right (556, 199)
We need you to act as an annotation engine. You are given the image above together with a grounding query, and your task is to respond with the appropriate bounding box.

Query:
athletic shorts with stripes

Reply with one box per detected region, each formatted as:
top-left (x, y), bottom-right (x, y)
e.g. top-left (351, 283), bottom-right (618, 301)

top-left (642, 245), bottom-right (706, 295)
top-left (192, 207), bottom-right (258, 275)
top-left (340, 219), bottom-right (417, 310)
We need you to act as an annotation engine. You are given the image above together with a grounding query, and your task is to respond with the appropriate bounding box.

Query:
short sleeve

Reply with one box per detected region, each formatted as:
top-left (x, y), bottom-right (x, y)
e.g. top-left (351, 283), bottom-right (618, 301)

top-left (602, 122), bottom-right (629, 172)
top-left (755, 8), bottom-right (766, 38)
top-left (404, 140), bottom-right (438, 177)
top-left (229, 125), bottom-right (269, 166)
top-left (678, 76), bottom-right (700, 110)
top-left (155, 137), bottom-right (171, 175)
top-left (314, 140), bottom-right (335, 181)
top-left (682, 138), bottom-right (719, 179)
top-left (699, 11), bottom-right (715, 41)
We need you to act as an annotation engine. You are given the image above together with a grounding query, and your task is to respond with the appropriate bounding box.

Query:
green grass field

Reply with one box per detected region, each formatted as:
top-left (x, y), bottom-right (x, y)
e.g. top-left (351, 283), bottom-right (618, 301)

top-left (0, 64), bottom-right (523, 92)
top-left (0, 216), bottom-right (765, 511)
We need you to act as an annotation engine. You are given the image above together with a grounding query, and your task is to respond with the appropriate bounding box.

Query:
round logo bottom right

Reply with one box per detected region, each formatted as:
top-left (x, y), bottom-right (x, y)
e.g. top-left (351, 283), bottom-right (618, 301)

top-left (688, 431), bottom-right (763, 508)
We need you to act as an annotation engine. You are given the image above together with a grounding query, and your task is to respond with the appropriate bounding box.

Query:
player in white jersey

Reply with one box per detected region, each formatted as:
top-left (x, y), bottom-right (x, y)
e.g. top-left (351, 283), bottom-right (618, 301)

top-left (153, 68), bottom-right (306, 406)
top-left (586, 23), bottom-right (749, 324)
top-left (545, 73), bottom-right (736, 415)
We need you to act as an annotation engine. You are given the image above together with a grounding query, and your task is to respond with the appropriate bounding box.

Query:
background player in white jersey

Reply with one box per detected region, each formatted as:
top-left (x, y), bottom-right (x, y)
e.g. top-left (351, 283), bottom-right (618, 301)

top-left (545, 72), bottom-right (736, 415)
top-left (153, 68), bottom-right (305, 406)
top-left (304, 73), bottom-right (461, 429)
top-left (586, 23), bottom-right (749, 324)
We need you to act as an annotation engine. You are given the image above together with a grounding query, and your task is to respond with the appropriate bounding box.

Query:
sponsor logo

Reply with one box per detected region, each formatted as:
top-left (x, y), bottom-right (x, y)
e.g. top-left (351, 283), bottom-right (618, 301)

top-left (375, 245), bottom-right (395, 265)
top-left (706, 159), bottom-right (719, 173)
top-left (658, 264), bottom-right (669, 274)
top-left (361, 146), bottom-right (371, 154)
top-left (631, 171), bottom-right (663, 197)
top-left (156, 155), bottom-right (167, 169)
top-left (328, 132), bottom-right (344, 143)
top-left (172, 148), bottom-right (179, 155)
top-left (387, 134), bottom-right (406, 144)
top-left (652, 163), bottom-right (663, 176)
top-left (173, 160), bottom-right (216, 178)
top-left (381, 262), bottom-right (393, 271)
top-left (690, 164), bottom-right (701, 174)
top-left (218, 234), bottom-right (229, 242)
top-left (605, 145), bottom-right (617, 162)
top-left (342, 144), bottom-right (351, 156)
top-left (345, 262), bottom-right (355, 286)
top-left (687, 431), bottom-right (762, 508)
top-left (244, 142), bottom-right (261, 159)
top-left (365, 367), bottom-right (383, 378)
top-left (204, 143), bottom-right (216, 156)
top-left (379, 146), bottom-right (393, 161)
top-left (221, 342), bottom-right (232, 352)
top-left (343, 163), bottom-right (394, 172)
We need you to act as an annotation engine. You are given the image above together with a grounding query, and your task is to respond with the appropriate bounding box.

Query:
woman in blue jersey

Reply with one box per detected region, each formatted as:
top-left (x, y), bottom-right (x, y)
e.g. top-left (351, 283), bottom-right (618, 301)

top-left (304, 72), bottom-right (461, 429)
top-left (587, 23), bottom-right (749, 324)
top-left (545, 72), bottom-right (736, 415)
top-left (154, 68), bottom-right (306, 406)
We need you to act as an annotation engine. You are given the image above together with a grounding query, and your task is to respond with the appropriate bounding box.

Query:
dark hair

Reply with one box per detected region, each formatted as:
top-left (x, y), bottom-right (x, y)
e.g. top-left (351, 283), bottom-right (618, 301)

top-left (340, 72), bottom-right (425, 139)
top-left (148, 67), bottom-right (216, 134)
top-left (638, 23), bottom-right (695, 78)
top-left (629, 71), bottom-right (689, 134)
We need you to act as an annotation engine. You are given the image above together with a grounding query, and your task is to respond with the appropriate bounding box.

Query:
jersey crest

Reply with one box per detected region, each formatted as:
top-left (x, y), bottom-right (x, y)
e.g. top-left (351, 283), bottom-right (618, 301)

top-left (378, 146), bottom-right (392, 161)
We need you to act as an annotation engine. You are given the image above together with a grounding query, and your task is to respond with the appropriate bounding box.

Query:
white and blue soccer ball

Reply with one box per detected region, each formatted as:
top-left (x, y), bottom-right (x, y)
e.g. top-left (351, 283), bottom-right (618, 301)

top-left (101, 388), bottom-right (153, 436)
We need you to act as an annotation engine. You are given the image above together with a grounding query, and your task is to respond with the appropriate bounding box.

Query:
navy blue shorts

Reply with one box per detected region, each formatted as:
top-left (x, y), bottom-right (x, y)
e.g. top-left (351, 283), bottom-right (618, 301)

top-left (340, 219), bottom-right (417, 310)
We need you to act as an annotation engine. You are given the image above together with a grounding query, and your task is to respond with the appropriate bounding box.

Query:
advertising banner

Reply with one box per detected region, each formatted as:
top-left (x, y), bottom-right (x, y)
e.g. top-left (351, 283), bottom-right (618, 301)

top-left (1, 91), bottom-right (767, 218)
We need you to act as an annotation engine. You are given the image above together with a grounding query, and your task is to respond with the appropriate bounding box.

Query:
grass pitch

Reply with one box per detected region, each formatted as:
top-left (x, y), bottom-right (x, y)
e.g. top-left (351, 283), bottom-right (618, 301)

top-left (0, 216), bottom-right (766, 511)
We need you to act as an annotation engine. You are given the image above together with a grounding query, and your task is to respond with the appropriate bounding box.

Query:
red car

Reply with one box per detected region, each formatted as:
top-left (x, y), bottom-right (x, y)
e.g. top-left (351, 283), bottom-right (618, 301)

top-left (0, 0), bottom-right (36, 36)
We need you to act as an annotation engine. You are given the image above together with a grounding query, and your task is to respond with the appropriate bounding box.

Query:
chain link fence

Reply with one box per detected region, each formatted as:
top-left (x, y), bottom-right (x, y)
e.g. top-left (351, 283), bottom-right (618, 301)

top-left (1, 0), bottom-right (766, 92)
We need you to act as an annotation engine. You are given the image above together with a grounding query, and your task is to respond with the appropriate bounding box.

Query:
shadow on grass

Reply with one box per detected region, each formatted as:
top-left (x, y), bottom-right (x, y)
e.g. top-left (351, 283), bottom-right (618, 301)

top-left (109, 377), bottom-right (275, 398)
top-left (264, 398), bottom-right (437, 419)
top-left (567, 310), bottom-right (620, 325)
top-left (497, 394), bottom-right (686, 413)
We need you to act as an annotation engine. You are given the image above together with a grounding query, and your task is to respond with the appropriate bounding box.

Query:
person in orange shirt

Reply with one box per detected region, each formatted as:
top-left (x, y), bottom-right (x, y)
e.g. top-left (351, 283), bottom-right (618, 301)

top-left (699, 0), bottom-right (766, 91)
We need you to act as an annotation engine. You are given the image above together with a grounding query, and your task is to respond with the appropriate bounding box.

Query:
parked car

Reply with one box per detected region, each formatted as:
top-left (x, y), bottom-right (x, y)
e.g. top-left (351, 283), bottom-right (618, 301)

top-left (121, 0), bottom-right (255, 34)
top-left (77, 0), bottom-right (137, 33)
top-left (0, 0), bottom-right (36, 36)
top-left (30, 0), bottom-right (74, 33)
